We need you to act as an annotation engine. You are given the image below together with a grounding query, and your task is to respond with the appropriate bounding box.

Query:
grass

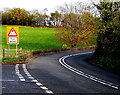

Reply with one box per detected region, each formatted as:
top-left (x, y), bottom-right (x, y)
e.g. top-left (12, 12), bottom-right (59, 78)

top-left (2, 57), bottom-right (25, 64)
top-left (2, 25), bottom-right (63, 51)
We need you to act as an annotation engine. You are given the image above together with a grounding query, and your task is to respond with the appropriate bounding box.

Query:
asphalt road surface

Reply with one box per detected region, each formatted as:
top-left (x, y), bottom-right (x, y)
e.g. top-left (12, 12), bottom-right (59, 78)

top-left (2, 50), bottom-right (120, 94)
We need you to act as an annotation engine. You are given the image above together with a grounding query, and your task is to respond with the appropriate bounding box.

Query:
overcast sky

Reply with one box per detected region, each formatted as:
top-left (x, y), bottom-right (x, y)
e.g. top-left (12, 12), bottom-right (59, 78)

top-left (0, 0), bottom-right (96, 14)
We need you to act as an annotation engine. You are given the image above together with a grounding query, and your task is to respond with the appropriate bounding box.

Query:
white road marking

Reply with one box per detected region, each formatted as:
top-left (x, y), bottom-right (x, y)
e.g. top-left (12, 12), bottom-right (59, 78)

top-left (36, 82), bottom-right (43, 86)
top-left (19, 76), bottom-right (24, 79)
top-left (15, 64), bottom-right (26, 82)
top-left (20, 79), bottom-right (25, 81)
top-left (59, 52), bottom-right (119, 90)
top-left (16, 72), bottom-right (19, 74)
top-left (40, 86), bottom-right (48, 90)
top-left (22, 64), bottom-right (54, 94)
top-left (25, 73), bottom-right (30, 75)
top-left (31, 80), bottom-right (38, 82)
top-left (27, 74), bottom-right (32, 77)
top-left (46, 90), bottom-right (53, 94)
top-left (29, 77), bottom-right (34, 79)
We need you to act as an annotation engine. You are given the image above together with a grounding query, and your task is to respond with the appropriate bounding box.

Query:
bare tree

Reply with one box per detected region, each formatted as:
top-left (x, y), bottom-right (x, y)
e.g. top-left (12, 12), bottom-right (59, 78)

top-left (56, 2), bottom-right (96, 47)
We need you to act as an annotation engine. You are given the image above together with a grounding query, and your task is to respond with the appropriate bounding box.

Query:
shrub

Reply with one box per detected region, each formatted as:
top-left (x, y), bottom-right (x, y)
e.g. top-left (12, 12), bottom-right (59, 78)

top-left (91, 2), bottom-right (120, 75)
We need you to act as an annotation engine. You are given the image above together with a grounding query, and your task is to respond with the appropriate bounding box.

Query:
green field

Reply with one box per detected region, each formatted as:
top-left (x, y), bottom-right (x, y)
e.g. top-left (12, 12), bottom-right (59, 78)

top-left (2, 25), bottom-right (63, 51)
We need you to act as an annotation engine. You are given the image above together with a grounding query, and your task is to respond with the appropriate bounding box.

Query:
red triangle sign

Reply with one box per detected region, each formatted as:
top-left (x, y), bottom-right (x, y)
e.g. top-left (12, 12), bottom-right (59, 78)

top-left (8, 28), bottom-right (17, 36)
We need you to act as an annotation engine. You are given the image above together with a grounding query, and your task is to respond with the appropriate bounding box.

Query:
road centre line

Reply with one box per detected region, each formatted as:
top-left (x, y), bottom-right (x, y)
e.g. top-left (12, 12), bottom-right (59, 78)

top-left (22, 64), bottom-right (54, 94)
top-left (46, 90), bottom-right (54, 94)
top-left (15, 64), bottom-right (25, 81)
top-left (40, 86), bottom-right (48, 90)
top-left (59, 52), bottom-right (119, 90)
top-left (36, 82), bottom-right (43, 86)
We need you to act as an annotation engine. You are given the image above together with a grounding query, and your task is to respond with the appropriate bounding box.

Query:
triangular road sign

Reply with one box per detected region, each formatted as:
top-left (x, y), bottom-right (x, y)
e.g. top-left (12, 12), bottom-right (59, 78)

top-left (8, 28), bottom-right (18, 36)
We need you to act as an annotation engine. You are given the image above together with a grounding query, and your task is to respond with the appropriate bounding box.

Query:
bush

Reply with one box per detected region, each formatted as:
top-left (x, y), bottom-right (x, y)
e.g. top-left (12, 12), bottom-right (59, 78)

top-left (91, 2), bottom-right (120, 75)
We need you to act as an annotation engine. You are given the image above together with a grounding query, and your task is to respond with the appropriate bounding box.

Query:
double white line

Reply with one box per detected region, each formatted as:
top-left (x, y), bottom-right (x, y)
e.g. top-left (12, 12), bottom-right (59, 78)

top-left (15, 64), bottom-right (25, 81)
top-left (15, 64), bottom-right (53, 94)
top-left (59, 52), bottom-right (119, 90)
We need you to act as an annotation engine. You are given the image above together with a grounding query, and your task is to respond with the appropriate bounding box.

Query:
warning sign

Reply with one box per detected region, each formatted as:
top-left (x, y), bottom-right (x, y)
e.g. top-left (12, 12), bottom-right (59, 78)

top-left (7, 27), bottom-right (19, 45)
top-left (8, 28), bottom-right (18, 36)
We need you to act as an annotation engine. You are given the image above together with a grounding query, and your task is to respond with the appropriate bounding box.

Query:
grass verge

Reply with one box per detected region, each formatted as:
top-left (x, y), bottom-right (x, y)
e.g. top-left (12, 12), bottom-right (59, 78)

top-left (2, 57), bottom-right (26, 64)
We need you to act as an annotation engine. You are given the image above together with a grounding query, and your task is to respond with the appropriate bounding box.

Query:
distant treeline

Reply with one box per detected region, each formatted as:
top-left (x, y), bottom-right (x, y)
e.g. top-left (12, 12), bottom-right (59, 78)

top-left (1, 2), bottom-right (97, 27)
top-left (1, 8), bottom-right (62, 27)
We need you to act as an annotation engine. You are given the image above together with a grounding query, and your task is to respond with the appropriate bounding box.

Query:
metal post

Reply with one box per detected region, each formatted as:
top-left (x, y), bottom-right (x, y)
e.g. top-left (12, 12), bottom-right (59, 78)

top-left (8, 45), bottom-right (10, 57)
top-left (16, 44), bottom-right (18, 57)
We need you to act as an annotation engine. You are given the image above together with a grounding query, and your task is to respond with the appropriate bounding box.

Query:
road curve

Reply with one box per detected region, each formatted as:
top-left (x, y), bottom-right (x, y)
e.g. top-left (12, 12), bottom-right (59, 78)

top-left (27, 50), bottom-right (120, 93)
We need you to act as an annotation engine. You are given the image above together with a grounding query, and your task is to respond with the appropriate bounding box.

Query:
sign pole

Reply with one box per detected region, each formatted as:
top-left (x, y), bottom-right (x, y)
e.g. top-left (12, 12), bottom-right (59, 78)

top-left (16, 44), bottom-right (18, 58)
top-left (8, 45), bottom-right (10, 57)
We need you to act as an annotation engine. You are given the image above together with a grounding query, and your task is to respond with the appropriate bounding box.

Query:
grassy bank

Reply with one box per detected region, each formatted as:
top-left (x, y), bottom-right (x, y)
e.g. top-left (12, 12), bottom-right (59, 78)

top-left (2, 25), bottom-right (63, 51)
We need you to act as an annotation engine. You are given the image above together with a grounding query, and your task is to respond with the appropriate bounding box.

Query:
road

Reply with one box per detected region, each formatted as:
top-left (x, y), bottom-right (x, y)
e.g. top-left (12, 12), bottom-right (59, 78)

top-left (2, 50), bottom-right (120, 94)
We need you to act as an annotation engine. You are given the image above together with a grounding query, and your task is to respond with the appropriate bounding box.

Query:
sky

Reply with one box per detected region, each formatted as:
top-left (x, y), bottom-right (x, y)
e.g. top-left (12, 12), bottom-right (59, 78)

top-left (0, 0), bottom-right (96, 14)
